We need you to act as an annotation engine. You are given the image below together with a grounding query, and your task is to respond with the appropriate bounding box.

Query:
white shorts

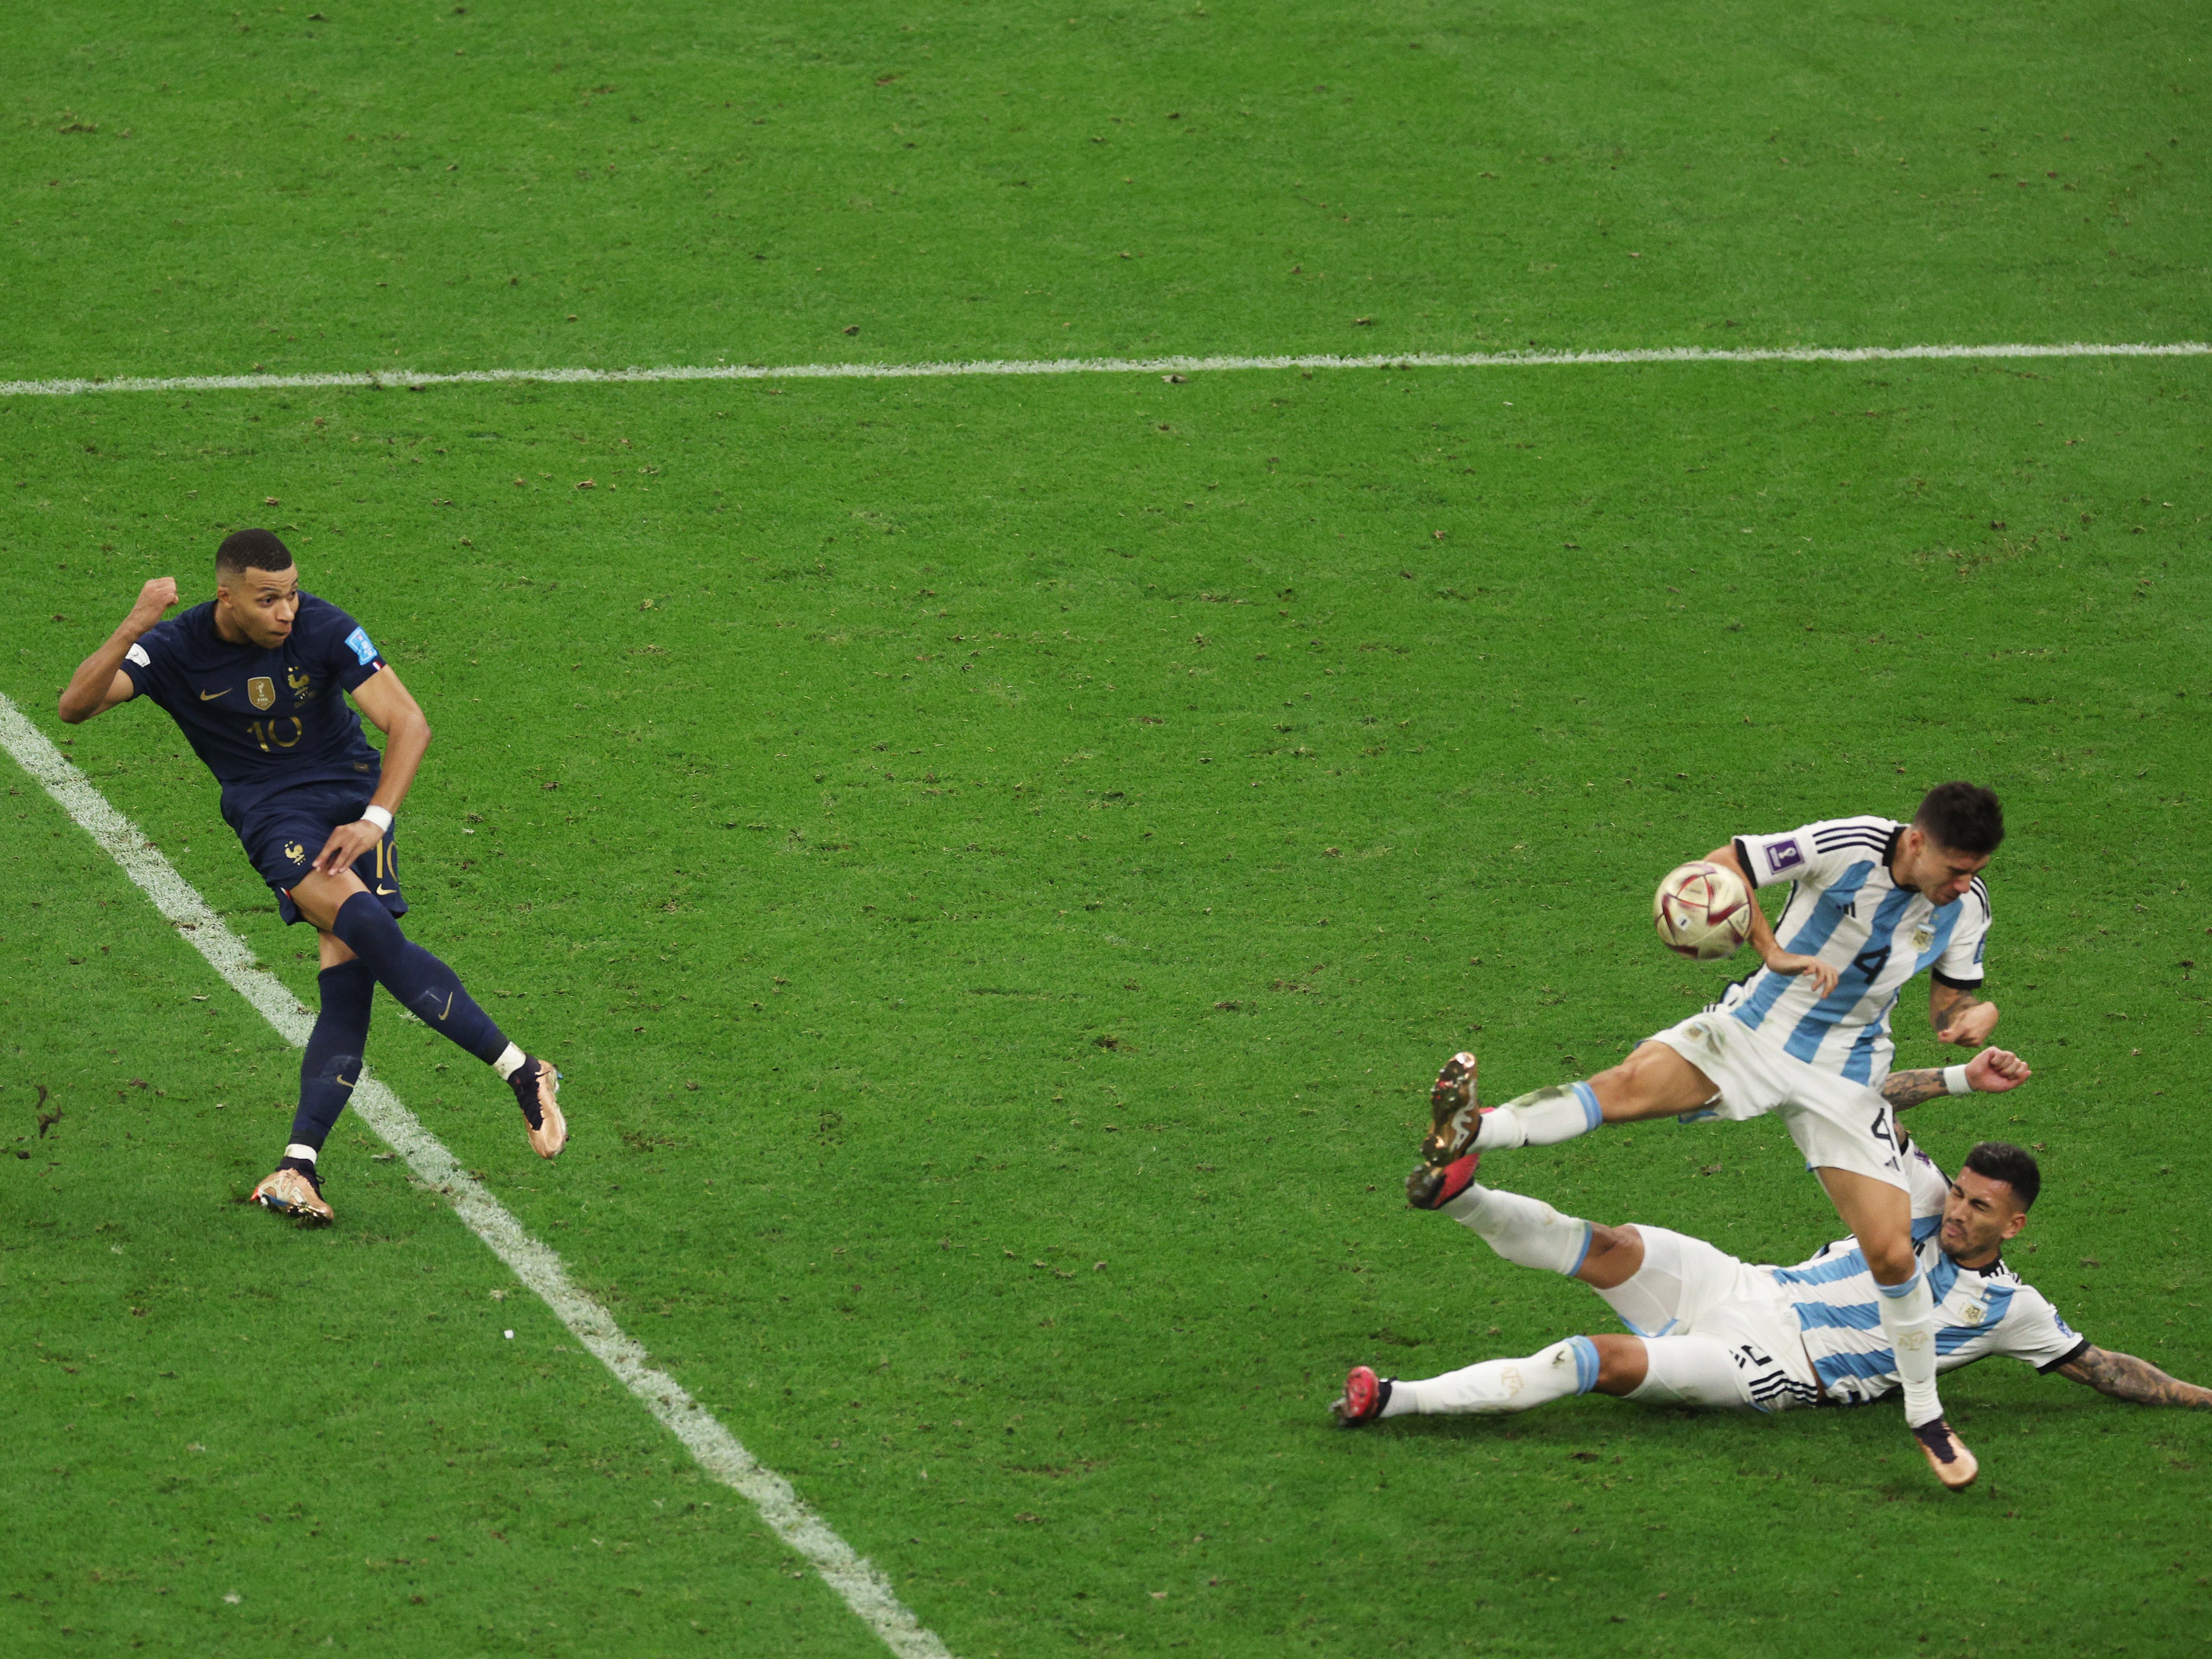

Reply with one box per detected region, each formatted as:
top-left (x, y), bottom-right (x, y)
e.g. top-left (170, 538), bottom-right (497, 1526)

top-left (1646, 1008), bottom-right (1908, 1190)
top-left (1605, 1225), bottom-right (1824, 1414)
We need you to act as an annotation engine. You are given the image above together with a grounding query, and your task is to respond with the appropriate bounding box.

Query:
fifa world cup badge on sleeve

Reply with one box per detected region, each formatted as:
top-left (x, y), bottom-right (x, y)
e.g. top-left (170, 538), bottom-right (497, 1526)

top-left (343, 627), bottom-right (378, 666)
top-left (1767, 836), bottom-right (1804, 872)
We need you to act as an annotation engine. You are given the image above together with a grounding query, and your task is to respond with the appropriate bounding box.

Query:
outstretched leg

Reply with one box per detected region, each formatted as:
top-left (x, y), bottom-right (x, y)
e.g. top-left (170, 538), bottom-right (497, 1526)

top-left (1425, 1041), bottom-right (1722, 1168)
top-left (1339, 1182), bottom-right (1754, 1424)
top-left (1338, 1331), bottom-right (1771, 1424)
top-left (1441, 1182), bottom-right (1730, 1343)
top-left (286, 869), bottom-right (566, 1158)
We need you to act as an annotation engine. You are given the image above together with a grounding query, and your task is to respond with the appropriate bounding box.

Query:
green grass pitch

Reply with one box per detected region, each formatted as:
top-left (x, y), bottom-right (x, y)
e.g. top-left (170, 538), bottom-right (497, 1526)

top-left (3, 3), bottom-right (2209, 1656)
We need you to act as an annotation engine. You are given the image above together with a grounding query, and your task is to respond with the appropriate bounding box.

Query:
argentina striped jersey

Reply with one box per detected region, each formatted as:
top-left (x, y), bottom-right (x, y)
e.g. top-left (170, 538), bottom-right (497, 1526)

top-left (1762, 1148), bottom-right (2086, 1406)
top-left (1721, 815), bottom-right (1991, 1084)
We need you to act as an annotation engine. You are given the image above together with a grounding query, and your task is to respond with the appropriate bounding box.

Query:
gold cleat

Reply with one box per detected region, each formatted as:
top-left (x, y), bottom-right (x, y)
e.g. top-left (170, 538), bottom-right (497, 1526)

top-left (512, 1057), bottom-right (567, 1158)
top-left (1911, 1418), bottom-right (1979, 1490)
top-left (1422, 1050), bottom-right (1483, 1165)
top-left (249, 1166), bottom-right (334, 1225)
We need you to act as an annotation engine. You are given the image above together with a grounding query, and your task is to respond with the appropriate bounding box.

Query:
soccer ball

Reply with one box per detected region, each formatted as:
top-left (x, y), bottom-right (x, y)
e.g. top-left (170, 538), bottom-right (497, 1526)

top-left (1653, 860), bottom-right (1752, 961)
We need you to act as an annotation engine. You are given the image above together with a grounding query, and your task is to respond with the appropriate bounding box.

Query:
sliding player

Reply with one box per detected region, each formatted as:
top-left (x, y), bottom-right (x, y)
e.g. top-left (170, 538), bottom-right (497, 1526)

top-left (1413, 784), bottom-right (2014, 1484)
top-left (58, 530), bottom-right (566, 1223)
top-left (1337, 1136), bottom-right (2210, 1443)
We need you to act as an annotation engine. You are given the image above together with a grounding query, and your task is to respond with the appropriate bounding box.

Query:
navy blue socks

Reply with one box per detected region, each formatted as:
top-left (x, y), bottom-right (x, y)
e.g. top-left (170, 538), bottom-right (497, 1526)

top-left (331, 891), bottom-right (510, 1066)
top-left (279, 958), bottom-right (378, 1180)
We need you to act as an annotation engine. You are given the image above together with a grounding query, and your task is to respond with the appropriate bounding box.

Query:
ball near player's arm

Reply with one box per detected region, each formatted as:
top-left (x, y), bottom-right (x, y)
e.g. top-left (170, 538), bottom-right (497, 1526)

top-left (309, 665), bottom-right (431, 878)
top-left (57, 577), bottom-right (179, 724)
top-left (1429, 787), bottom-right (2013, 1488)
top-left (1702, 841), bottom-right (1841, 999)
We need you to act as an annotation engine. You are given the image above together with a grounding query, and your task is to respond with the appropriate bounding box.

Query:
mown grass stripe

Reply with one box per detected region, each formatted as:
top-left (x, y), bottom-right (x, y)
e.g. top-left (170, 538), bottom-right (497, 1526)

top-left (0, 689), bottom-right (956, 1659)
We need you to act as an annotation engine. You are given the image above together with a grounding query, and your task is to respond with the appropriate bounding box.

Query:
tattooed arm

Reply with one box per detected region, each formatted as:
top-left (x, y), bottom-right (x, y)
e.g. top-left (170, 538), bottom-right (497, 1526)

top-left (1881, 1047), bottom-right (2033, 1111)
top-left (2055, 1346), bottom-right (2212, 1410)
top-left (1882, 1068), bottom-right (1950, 1110)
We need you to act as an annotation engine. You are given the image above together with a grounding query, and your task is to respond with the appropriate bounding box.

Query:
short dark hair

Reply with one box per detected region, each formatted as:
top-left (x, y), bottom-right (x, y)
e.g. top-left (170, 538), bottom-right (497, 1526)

top-left (1914, 781), bottom-right (2004, 855)
top-left (215, 528), bottom-right (294, 578)
top-left (1962, 1140), bottom-right (2040, 1209)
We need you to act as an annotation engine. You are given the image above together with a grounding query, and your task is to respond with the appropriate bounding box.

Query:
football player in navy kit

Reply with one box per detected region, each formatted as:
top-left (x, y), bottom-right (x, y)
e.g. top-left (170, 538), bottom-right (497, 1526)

top-left (58, 529), bottom-right (566, 1222)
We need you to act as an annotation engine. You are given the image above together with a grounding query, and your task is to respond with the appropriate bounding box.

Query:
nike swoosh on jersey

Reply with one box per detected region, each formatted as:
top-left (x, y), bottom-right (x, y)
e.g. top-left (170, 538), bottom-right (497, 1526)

top-left (198, 688), bottom-right (230, 700)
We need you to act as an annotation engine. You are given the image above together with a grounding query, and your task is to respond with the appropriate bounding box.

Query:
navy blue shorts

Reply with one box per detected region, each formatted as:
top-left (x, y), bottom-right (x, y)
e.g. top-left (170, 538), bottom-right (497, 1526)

top-left (228, 782), bottom-right (409, 928)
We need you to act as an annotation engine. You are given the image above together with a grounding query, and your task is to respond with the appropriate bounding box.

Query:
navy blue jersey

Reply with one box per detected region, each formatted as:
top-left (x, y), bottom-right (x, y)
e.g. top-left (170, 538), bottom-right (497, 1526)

top-left (120, 593), bottom-right (388, 819)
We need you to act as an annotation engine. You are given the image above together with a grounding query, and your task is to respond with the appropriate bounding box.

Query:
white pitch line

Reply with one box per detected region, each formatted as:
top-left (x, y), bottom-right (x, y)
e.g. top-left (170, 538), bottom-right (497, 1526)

top-left (0, 339), bottom-right (2206, 400)
top-left (0, 691), bottom-right (954, 1659)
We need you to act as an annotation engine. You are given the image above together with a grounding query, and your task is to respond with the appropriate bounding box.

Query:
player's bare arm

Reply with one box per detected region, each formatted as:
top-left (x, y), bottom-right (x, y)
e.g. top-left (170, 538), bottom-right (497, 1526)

top-left (309, 667), bottom-right (431, 878)
top-left (1929, 980), bottom-right (2000, 1047)
top-left (1703, 842), bottom-right (1841, 998)
top-left (2055, 1346), bottom-right (2212, 1411)
top-left (1880, 1047), bottom-right (2032, 1110)
top-left (57, 578), bottom-right (177, 724)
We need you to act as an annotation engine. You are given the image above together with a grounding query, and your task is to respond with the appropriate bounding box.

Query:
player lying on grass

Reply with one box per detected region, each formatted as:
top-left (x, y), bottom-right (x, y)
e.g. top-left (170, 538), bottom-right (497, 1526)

top-left (1339, 1136), bottom-right (2209, 1452)
top-left (58, 530), bottom-right (566, 1223)
top-left (1412, 783), bottom-right (2016, 1486)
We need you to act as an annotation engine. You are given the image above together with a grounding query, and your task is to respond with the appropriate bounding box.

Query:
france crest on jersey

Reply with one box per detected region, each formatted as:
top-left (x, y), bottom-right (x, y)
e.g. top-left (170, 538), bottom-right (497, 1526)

top-left (118, 592), bottom-right (389, 816)
top-left (1720, 816), bottom-right (1990, 1085)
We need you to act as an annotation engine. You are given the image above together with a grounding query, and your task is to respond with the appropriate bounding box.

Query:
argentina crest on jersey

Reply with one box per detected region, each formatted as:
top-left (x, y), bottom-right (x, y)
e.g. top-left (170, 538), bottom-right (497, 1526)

top-left (1726, 815), bottom-right (1989, 1084)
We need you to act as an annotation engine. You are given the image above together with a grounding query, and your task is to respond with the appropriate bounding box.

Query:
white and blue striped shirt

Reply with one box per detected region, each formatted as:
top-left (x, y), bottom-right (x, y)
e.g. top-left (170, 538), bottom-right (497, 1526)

top-left (1762, 1148), bottom-right (2085, 1406)
top-left (1721, 815), bottom-right (1991, 1084)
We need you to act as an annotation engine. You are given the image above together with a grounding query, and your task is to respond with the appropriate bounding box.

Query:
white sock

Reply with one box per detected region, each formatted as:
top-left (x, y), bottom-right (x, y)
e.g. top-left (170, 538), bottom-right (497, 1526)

top-left (492, 1041), bottom-right (527, 1081)
top-left (1441, 1183), bottom-right (1592, 1276)
top-left (1472, 1082), bottom-right (1604, 1152)
top-left (284, 1143), bottom-right (318, 1164)
top-left (1876, 1267), bottom-right (1942, 1425)
top-left (1387, 1337), bottom-right (1601, 1416)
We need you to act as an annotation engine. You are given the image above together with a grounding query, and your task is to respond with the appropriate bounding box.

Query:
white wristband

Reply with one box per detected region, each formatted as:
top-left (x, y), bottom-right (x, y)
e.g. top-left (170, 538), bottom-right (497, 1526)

top-left (1942, 1064), bottom-right (1972, 1097)
top-left (360, 804), bottom-right (394, 833)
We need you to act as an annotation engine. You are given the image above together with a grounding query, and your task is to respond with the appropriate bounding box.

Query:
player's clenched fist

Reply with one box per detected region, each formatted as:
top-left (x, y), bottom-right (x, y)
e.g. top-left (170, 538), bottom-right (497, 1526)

top-left (127, 577), bottom-right (179, 630)
top-left (1963, 1047), bottom-right (2031, 1092)
top-left (1936, 997), bottom-right (2001, 1049)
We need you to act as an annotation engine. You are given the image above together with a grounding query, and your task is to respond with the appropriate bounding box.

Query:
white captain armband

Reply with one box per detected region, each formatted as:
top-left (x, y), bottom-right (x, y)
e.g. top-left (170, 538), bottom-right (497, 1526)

top-left (360, 804), bottom-right (394, 833)
top-left (1942, 1064), bottom-right (1973, 1097)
